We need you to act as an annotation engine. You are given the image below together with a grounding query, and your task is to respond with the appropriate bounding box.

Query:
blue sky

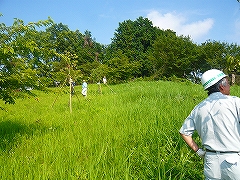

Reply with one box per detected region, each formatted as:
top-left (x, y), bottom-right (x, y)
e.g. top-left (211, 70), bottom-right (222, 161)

top-left (1, 0), bottom-right (240, 45)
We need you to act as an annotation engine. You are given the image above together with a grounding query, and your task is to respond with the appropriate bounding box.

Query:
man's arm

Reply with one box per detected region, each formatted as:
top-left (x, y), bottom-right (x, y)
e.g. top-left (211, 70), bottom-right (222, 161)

top-left (180, 133), bottom-right (199, 152)
top-left (180, 133), bottom-right (206, 158)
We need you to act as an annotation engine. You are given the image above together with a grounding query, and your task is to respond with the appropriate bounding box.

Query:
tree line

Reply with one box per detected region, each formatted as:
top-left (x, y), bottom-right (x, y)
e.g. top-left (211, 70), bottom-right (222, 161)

top-left (1, 15), bottom-right (240, 104)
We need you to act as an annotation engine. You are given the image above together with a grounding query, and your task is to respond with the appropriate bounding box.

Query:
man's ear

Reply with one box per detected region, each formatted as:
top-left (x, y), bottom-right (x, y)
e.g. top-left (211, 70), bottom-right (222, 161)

top-left (219, 83), bottom-right (224, 93)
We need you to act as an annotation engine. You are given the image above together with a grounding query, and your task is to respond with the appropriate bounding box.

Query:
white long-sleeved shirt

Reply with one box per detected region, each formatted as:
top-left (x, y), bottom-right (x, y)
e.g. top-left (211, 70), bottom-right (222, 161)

top-left (179, 92), bottom-right (240, 152)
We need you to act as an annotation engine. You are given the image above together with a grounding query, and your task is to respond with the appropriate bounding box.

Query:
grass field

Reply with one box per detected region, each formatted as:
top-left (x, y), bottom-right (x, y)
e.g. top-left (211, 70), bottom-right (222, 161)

top-left (1, 80), bottom-right (239, 179)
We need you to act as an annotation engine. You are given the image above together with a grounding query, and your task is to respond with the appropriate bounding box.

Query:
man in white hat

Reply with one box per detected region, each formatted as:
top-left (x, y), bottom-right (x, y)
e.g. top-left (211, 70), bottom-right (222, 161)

top-left (179, 69), bottom-right (240, 179)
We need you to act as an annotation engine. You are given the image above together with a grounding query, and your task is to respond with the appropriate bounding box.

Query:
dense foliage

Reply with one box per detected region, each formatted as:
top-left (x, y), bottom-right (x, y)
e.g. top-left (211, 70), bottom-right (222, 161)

top-left (1, 15), bottom-right (240, 103)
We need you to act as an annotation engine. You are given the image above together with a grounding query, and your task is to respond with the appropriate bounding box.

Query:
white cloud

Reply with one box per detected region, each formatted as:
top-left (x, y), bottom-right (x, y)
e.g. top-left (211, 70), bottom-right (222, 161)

top-left (147, 10), bottom-right (214, 42)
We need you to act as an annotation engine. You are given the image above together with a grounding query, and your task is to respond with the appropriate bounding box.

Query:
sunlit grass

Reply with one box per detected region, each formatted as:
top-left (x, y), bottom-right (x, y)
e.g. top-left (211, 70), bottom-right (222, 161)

top-left (1, 80), bottom-right (234, 179)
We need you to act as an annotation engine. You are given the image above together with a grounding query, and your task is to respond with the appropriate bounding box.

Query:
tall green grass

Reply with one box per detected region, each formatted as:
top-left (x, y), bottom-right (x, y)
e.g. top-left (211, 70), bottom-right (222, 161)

top-left (1, 80), bottom-right (237, 179)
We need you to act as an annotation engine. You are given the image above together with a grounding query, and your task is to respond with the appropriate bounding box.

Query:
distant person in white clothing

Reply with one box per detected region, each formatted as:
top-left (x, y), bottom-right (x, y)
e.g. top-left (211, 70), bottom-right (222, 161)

top-left (179, 69), bottom-right (240, 179)
top-left (103, 76), bottom-right (107, 84)
top-left (81, 80), bottom-right (87, 97)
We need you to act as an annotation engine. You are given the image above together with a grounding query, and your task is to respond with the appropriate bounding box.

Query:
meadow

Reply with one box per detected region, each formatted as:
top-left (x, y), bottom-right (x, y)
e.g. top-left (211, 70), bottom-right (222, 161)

top-left (1, 80), bottom-right (239, 179)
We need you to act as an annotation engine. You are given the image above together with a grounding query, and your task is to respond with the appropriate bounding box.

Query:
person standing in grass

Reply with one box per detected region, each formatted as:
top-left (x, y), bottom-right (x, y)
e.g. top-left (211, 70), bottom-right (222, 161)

top-left (82, 80), bottom-right (88, 97)
top-left (179, 69), bottom-right (240, 180)
top-left (103, 76), bottom-right (107, 84)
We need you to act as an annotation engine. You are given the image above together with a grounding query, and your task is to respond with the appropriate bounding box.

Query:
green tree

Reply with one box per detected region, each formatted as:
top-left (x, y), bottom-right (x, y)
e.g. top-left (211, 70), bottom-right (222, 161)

top-left (199, 40), bottom-right (228, 71)
top-left (45, 24), bottom-right (104, 85)
top-left (112, 17), bottom-right (159, 57)
top-left (0, 17), bottom-right (59, 104)
top-left (151, 30), bottom-right (199, 79)
top-left (108, 17), bottom-right (162, 78)
top-left (90, 63), bottom-right (110, 83)
top-left (93, 50), bottom-right (141, 84)
top-left (224, 43), bottom-right (240, 73)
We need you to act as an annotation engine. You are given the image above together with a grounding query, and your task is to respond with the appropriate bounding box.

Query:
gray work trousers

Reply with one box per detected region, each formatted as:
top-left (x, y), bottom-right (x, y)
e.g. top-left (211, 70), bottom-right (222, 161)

top-left (204, 151), bottom-right (240, 180)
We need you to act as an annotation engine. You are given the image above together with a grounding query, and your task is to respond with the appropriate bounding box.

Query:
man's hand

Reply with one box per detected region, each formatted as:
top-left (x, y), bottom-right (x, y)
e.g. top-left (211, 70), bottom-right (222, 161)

top-left (196, 148), bottom-right (206, 158)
